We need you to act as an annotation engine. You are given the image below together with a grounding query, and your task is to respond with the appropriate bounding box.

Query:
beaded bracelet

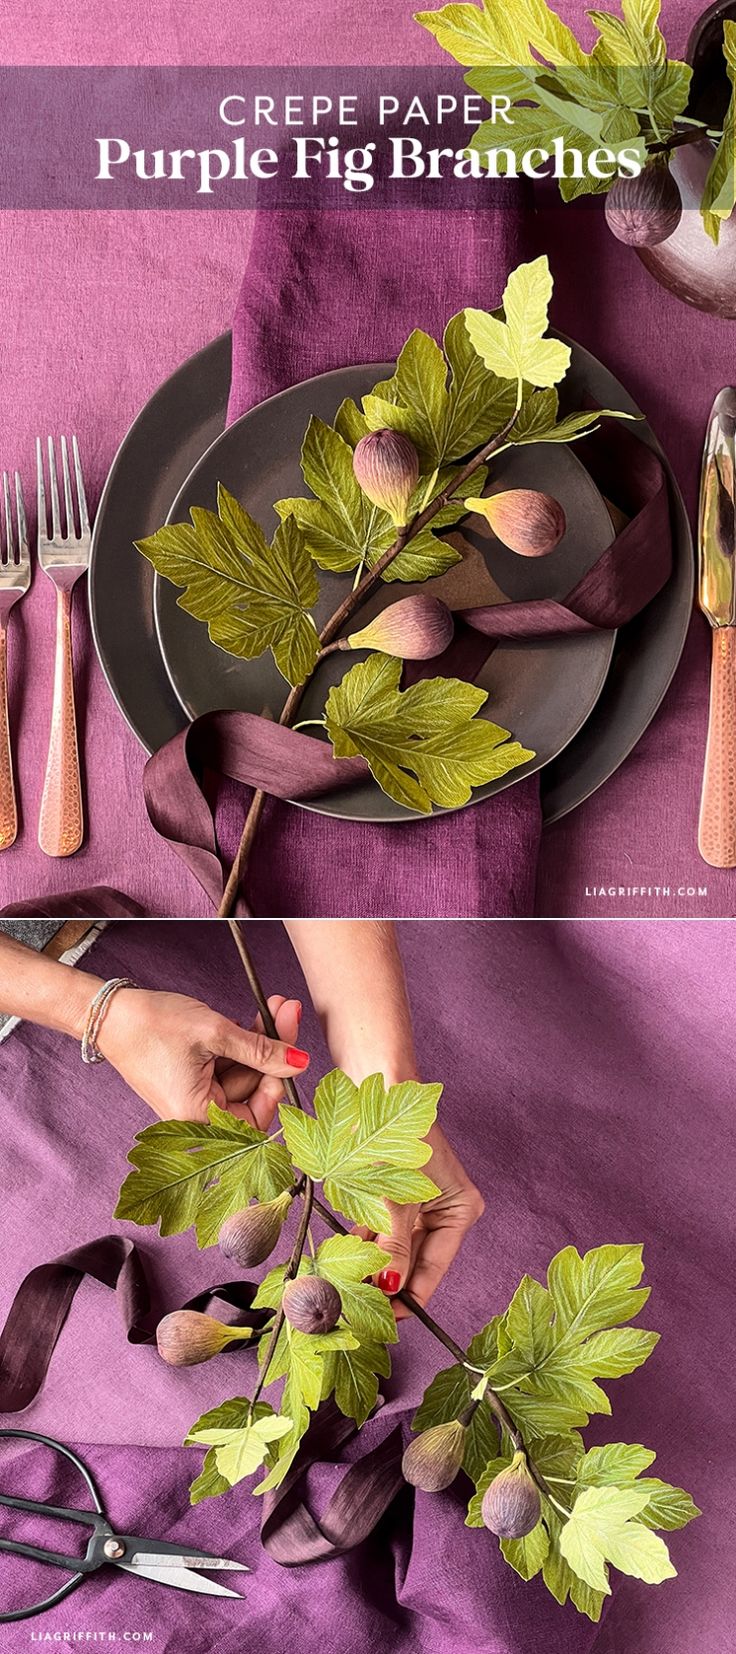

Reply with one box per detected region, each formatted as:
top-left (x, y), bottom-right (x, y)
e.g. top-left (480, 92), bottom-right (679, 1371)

top-left (80, 978), bottom-right (138, 1065)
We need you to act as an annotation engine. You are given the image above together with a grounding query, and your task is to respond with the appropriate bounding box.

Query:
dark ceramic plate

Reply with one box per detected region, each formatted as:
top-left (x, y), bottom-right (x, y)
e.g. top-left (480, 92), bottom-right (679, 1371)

top-left (153, 371), bottom-right (614, 821)
top-left (89, 332), bottom-right (693, 822)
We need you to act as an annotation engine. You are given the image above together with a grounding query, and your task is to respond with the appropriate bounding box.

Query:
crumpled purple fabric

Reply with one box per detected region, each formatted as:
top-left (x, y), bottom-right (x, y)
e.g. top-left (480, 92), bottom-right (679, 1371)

top-left (0, 918), bottom-right (728, 1652)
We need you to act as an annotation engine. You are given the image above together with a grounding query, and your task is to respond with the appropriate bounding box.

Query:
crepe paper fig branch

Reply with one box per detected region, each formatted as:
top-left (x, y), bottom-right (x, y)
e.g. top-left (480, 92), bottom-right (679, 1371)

top-left (136, 254), bottom-right (635, 916)
top-left (113, 925), bottom-right (699, 1618)
top-left (215, 398), bottom-right (521, 916)
top-left (231, 913), bottom-right (489, 1376)
top-left (415, 0), bottom-right (736, 248)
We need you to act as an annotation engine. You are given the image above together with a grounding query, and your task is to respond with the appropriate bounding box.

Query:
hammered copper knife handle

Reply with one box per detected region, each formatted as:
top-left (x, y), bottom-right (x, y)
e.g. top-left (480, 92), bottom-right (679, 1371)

top-left (0, 626), bottom-right (17, 850)
top-left (698, 626), bottom-right (736, 867)
top-left (38, 586), bottom-right (83, 857)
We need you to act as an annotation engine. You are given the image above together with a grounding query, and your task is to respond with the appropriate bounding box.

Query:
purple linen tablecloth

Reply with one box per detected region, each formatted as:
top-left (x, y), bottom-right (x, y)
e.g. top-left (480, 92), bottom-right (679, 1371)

top-left (0, 918), bottom-right (731, 1653)
top-left (0, 0), bottom-right (732, 917)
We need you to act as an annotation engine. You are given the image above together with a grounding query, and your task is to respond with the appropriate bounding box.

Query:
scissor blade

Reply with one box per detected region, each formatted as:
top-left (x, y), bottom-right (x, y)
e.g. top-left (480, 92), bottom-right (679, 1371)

top-left (129, 1552), bottom-right (248, 1572)
top-left (116, 1561), bottom-right (244, 1598)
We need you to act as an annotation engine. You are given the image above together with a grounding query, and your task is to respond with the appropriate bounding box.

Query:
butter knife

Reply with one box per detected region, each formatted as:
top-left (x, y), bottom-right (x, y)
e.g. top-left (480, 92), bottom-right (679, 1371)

top-left (698, 387), bottom-right (736, 868)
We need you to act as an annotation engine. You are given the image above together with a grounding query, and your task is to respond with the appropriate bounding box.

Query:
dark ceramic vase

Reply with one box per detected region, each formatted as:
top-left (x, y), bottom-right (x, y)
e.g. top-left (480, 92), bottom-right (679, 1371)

top-left (639, 0), bottom-right (736, 315)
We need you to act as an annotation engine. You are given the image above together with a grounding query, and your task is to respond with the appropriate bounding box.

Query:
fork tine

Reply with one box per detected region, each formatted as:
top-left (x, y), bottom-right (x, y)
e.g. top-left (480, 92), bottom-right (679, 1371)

top-left (60, 436), bottom-right (75, 538)
top-left (2, 473), bottom-right (12, 565)
top-left (15, 474), bottom-right (29, 570)
top-left (36, 437), bottom-right (47, 542)
top-left (72, 436), bottom-right (90, 538)
top-left (47, 437), bottom-right (62, 540)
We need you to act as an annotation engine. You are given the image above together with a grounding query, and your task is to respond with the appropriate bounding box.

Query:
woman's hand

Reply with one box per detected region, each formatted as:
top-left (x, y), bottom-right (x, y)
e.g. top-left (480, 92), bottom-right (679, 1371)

top-left (285, 924), bottom-right (481, 1310)
top-left (95, 988), bottom-right (310, 1124)
top-left (357, 1121), bottom-right (485, 1316)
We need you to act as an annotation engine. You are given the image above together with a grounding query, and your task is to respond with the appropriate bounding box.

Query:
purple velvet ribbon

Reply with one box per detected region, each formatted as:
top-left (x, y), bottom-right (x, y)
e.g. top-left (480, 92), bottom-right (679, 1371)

top-left (0, 1236), bottom-right (405, 1566)
top-left (138, 423), bottom-right (672, 914)
top-left (1, 889), bottom-right (146, 919)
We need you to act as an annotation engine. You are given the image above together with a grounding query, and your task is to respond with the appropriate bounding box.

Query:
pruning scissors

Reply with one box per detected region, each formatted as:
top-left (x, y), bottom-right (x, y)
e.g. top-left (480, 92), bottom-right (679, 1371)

top-left (0, 1430), bottom-right (249, 1622)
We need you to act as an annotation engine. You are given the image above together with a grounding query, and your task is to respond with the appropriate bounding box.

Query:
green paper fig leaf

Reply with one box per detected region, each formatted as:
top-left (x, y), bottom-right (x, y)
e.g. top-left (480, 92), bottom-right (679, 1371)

top-left (114, 1102), bottom-right (294, 1248)
top-left (136, 487), bottom-right (319, 688)
top-left (279, 1068), bottom-right (442, 1230)
top-left (559, 1485), bottom-right (677, 1594)
top-left (186, 1399), bottom-right (287, 1500)
top-left (362, 314), bottom-right (516, 466)
top-left (464, 257), bottom-right (571, 398)
top-left (324, 654), bottom-right (534, 815)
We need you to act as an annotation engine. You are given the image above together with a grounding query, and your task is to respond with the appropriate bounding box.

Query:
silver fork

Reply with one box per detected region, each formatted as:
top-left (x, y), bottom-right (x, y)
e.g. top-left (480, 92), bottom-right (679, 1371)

top-left (0, 474), bottom-right (31, 850)
top-left (37, 435), bottom-right (91, 857)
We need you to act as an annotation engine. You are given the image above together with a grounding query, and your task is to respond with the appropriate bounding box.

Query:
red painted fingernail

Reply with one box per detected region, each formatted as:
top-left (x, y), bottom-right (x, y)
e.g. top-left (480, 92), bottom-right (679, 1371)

top-left (378, 1269), bottom-right (401, 1294)
top-left (286, 1047), bottom-right (310, 1070)
top-left (295, 1002), bottom-right (303, 1024)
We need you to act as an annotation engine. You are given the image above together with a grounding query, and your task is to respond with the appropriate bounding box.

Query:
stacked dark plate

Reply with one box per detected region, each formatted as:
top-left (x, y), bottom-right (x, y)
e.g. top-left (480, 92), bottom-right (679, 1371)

top-left (89, 334), bottom-right (692, 824)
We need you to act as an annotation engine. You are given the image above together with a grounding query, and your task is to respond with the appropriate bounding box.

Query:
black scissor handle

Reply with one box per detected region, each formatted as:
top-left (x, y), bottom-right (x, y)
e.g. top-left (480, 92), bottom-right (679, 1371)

top-left (0, 1534), bottom-right (99, 1575)
top-left (0, 1490), bottom-right (107, 1528)
top-left (0, 1428), bottom-right (106, 1623)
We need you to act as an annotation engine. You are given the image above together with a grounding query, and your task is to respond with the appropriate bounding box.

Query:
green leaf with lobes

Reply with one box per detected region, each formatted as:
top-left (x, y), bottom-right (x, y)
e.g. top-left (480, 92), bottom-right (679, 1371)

top-left (559, 1485), bottom-right (677, 1594)
top-left (114, 1103), bottom-right (293, 1248)
top-left (486, 1245), bottom-right (659, 1424)
top-left (185, 1399), bottom-right (291, 1499)
top-left (186, 1404), bottom-right (293, 1488)
top-left (279, 1069), bottom-right (441, 1230)
top-left (415, 0), bottom-right (683, 202)
top-left (362, 314), bottom-right (517, 466)
top-left (587, 0), bottom-right (692, 131)
top-left (413, 1245), bottom-right (669, 1521)
top-left (136, 486), bottom-right (319, 687)
top-left (324, 655), bottom-right (534, 816)
top-left (464, 258), bottom-right (571, 395)
top-left (414, 0), bottom-right (588, 70)
top-left (575, 1443), bottom-right (701, 1529)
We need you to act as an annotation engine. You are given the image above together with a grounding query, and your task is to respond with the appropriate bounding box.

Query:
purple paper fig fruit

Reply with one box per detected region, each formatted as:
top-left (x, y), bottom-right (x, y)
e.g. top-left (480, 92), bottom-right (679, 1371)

top-left (346, 595), bottom-right (454, 661)
top-left (219, 1192), bottom-right (292, 1269)
top-left (466, 488), bottom-right (566, 556)
top-left (402, 1420), bottom-right (467, 1492)
top-left (605, 164), bottom-right (682, 248)
top-left (353, 428), bottom-right (420, 526)
top-left (480, 1453), bottom-right (541, 1539)
top-left (156, 1310), bottom-right (234, 1368)
top-left (282, 1275), bottom-right (342, 1334)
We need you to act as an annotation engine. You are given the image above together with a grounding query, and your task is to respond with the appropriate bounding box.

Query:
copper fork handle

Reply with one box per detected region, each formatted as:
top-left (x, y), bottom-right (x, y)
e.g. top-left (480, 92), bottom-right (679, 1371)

top-left (698, 626), bottom-right (736, 868)
top-left (0, 626), bottom-right (17, 850)
top-left (38, 587), bottom-right (83, 857)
